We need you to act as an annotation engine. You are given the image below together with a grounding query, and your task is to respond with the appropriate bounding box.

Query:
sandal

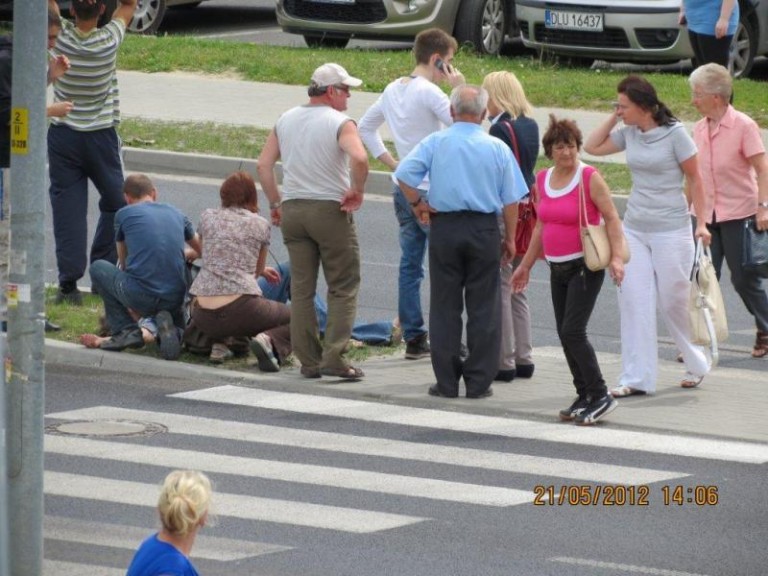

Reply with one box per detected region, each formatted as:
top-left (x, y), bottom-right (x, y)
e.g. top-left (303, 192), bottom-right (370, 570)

top-left (610, 386), bottom-right (646, 398)
top-left (680, 372), bottom-right (705, 389)
top-left (319, 365), bottom-right (365, 381)
top-left (752, 330), bottom-right (768, 358)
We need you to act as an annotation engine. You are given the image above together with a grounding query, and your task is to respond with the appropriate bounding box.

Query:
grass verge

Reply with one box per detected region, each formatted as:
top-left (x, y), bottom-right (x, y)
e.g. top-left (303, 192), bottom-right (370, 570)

top-left (120, 117), bottom-right (635, 192)
top-left (44, 287), bottom-right (401, 367)
top-left (120, 35), bottom-right (768, 127)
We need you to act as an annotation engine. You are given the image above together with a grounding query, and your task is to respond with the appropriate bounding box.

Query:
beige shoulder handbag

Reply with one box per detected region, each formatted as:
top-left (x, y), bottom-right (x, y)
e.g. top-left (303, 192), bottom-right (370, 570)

top-left (578, 168), bottom-right (629, 271)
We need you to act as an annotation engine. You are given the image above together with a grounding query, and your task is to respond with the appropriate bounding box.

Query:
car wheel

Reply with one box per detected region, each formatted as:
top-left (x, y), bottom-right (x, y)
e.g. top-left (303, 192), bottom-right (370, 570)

top-left (130, 0), bottom-right (167, 34)
top-left (729, 17), bottom-right (756, 78)
top-left (303, 35), bottom-right (350, 49)
top-left (454, 0), bottom-right (506, 56)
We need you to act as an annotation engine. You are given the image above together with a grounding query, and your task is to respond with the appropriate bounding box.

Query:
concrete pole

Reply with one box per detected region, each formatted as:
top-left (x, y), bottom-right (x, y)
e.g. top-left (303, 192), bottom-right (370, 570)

top-left (6, 0), bottom-right (48, 575)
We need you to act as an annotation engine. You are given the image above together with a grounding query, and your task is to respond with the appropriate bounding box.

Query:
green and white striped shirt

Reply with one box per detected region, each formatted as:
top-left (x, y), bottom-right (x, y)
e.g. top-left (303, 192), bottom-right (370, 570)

top-left (51, 18), bottom-right (126, 132)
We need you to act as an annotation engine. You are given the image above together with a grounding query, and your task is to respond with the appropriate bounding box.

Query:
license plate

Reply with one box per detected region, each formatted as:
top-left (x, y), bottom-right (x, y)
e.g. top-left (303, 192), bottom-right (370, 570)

top-left (545, 9), bottom-right (604, 32)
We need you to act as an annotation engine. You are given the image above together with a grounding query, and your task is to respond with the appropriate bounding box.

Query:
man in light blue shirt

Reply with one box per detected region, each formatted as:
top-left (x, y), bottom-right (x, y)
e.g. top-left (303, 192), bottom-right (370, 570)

top-left (395, 84), bottom-right (527, 399)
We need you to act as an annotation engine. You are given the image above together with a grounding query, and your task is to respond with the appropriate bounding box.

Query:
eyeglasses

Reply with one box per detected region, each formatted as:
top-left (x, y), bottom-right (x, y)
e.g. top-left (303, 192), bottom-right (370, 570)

top-left (333, 84), bottom-right (351, 95)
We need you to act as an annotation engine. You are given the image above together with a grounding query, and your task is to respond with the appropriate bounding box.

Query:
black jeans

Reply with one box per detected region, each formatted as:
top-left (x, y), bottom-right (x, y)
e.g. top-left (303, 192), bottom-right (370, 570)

top-left (549, 258), bottom-right (606, 399)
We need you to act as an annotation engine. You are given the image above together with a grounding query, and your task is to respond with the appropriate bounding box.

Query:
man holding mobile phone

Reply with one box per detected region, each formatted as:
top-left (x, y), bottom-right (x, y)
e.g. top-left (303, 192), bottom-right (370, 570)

top-left (359, 28), bottom-right (465, 361)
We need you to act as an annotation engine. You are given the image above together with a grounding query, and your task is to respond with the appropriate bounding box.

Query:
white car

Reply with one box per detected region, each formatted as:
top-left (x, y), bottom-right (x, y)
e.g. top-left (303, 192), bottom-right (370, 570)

top-left (516, 0), bottom-right (768, 77)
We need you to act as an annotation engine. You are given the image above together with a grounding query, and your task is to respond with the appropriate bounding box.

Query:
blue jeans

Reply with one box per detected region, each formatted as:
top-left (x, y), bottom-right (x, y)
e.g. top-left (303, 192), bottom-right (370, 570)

top-left (393, 185), bottom-right (429, 342)
top-left (90, 260), bottom-right (185, 335)
top-left (258, 261), bottom-right (392, 345)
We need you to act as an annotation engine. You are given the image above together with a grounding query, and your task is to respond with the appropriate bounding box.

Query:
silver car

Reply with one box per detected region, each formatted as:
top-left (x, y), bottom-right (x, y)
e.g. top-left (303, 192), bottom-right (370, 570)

top-left (275, 0), bottom-right (519, 55)
top-left (516, 0), bottom-right (768, 77)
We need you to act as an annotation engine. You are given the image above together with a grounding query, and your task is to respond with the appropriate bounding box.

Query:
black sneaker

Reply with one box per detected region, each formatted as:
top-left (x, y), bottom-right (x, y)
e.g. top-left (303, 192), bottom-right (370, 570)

top-left (575, 394), bottom-right (618, 426)
top-left (405, 333), bottom-right (430, 359)
top-left (156, 310), bottom-right (181, 361)
top-left (55, 286), bottom-right (83, 306)
top-left (558, 397), bottom-right (589, 421)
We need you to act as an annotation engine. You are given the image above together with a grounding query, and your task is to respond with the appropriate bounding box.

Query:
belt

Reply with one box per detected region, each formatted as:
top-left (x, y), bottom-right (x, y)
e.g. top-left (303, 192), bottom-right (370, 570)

top-left (548, 258), bottom-right (584, 273)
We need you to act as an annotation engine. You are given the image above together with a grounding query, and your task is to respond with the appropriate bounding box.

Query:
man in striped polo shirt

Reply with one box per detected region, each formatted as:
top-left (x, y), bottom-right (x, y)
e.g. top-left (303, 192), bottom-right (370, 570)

top-left (48, 0), bottom-right (137, 305)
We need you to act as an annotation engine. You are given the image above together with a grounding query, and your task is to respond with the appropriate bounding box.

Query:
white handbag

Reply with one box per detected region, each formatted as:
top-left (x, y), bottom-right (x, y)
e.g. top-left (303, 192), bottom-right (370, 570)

top-left (689, 239), bottom-right (728, 365)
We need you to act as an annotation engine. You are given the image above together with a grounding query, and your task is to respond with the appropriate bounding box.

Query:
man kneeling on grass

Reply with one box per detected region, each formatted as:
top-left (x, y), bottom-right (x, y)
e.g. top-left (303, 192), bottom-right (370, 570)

top-left (90, 174), bottom-right (201, 360)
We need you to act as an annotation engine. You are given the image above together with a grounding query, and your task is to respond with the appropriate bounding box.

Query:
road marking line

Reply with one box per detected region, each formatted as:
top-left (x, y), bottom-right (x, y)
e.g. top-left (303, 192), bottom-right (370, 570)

top-left (47, 406), bottom-right (688, 485)
top-left (45, 435), bottom-right (534, 507)
top-left (44, 516), bottom-right (291, 561)
top-left (43, 560), bottom-right (124, 576)
top-left (170, 386), bottom-right (768, 463)
top-left (44, 472), bottom-right (426, 533)
top-left (550, 556), bottom-right (713, 575)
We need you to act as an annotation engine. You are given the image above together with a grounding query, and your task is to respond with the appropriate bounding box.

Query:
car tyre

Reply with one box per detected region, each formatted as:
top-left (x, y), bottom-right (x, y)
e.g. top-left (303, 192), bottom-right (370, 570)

top-left (130, 0), bottom-right (167, 34)
top-left (729, 16), bottom-right (756, 79)
top-left (454, 0), bottom-right (507, 56)
top-left (303, 34), bottom-right (350, 49)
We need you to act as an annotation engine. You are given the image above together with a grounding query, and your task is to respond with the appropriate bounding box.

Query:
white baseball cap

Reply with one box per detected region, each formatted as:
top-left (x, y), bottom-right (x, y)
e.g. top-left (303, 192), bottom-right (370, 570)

top-left (310, 63), bottom-right (362, 89)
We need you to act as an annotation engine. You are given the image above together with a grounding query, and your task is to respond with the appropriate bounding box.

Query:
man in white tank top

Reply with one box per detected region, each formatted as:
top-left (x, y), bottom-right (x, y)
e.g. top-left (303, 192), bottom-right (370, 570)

top-left (258, 63), bottom-right (369, 381)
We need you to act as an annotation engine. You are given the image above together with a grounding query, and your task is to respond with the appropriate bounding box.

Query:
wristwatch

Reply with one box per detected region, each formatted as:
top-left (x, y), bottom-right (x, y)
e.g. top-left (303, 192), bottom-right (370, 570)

top-left (759, 201), bottom-right (768, 209)
top-left (269, 201), bottom-right (282, 209)
top-left (410, 196), bottom-right (423, 207)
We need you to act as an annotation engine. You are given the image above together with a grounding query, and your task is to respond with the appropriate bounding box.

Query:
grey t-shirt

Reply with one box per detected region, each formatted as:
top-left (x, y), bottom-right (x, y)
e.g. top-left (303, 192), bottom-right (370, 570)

top-left (610, 122), bottom-right (696, 233)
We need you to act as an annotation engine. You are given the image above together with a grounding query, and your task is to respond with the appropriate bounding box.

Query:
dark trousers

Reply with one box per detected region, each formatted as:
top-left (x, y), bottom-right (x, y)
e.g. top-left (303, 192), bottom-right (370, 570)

top-left (708, 216), bottom-right (768, 332)
top-left (191, 295), bottom-right (292, 360)
top-left (549, 259), bottom-right (607, 400)
top-left (688, 30), bottom-right (732, 68)
top-left (48, 124), bottom-right (126, 285)
top-left (429, 211), bottom-right (500, 397)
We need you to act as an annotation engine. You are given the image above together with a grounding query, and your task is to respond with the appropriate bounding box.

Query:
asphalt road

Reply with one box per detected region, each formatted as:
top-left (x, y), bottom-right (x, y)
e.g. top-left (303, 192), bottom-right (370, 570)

top-left (40, 360), bottom-right (768, 575)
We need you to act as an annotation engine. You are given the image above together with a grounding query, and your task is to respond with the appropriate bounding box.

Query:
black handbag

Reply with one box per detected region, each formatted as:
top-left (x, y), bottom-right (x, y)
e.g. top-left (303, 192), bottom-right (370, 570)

top-left (742, 218), bottom-right (768, 276)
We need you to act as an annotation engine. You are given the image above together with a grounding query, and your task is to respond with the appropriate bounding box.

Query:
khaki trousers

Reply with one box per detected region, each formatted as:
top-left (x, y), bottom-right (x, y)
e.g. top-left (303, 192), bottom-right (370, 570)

top-left (281, 199), bottom-right (360, 371)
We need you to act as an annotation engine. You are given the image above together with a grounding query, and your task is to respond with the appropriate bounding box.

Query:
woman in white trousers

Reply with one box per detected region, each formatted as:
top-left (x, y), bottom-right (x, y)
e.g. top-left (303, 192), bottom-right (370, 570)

top-left (584, 75), bottom-right (711, 395)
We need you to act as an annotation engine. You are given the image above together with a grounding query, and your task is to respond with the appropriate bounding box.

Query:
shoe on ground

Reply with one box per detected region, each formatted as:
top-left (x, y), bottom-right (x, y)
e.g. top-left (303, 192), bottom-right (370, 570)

top-left (320, 365), bottom-right (365, 380)
top-left (494, 369), bottom-right (516, 382)
top-left (251, 333), bottom-right (280, 372)
top-left (610, 385), bottom-right (646, 398)
top-left (515, 363), bottom-right (535, 378)
top-left (466, 386), bottom-right (493, 399)
top-left (300, 365), bottom-right (321, 379)
top-left (680, 372), bottom-right (704, 389)
top-left (428, 384), bottom-right (458, 398)
top-left (100, 327), bottom-right (144, 352)
top-left (574, 394), bottom-right (618, 426)
top-left (55, 286), bottom-right (83, 306)
top-left (559, 396), bottom-right (590, 421)
top-left (405, 333), bottom-right (430, 359)
top-left (209, 342), bottom-right (233, 364)
top-left (156, 310), bottom-right (181, 361)
top-left (44, 319), bottom-right (61, 332)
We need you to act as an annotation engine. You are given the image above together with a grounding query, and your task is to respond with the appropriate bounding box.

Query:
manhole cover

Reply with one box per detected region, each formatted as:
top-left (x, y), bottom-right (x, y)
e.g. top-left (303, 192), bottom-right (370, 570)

top-left (45, 419), bottom-right (167, 438)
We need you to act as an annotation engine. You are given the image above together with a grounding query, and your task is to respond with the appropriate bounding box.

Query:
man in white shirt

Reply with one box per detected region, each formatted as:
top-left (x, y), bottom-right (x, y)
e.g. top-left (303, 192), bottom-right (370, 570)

top-left (358, 28), bottom-right (464, 361)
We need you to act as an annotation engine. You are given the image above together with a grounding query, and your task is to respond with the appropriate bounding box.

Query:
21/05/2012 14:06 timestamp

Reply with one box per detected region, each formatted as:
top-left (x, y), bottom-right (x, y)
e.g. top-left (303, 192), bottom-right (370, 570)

top-left (533, 485), bottom-right (719, 506)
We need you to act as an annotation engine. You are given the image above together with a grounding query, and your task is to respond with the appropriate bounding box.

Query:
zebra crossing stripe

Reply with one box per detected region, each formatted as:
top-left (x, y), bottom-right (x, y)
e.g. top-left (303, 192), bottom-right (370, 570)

top-left (44, 471), bottom-right (426, 533)
top-left (169, 386), bottom-right (768, 464)
top-left (44, 516), bottom-right (291, 561)
top-left (45, 435), bottom-right (535, 507)
top-left (47, 406), bottom-right (688, 484)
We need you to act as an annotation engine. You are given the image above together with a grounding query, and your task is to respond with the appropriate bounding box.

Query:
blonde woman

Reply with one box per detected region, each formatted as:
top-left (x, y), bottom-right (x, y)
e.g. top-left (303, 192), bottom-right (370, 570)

top-left (482, 71), bottom-right (539, 381)
top-left (127, 470), bottom-right (212, 576)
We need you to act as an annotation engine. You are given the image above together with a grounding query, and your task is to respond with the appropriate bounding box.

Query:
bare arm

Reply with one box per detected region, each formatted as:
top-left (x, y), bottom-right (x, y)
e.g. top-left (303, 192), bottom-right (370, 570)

top-left (47, 101), bottom-right (73, 118)
top-left (680, 154), bottom-right (711, 245)
top-left (114, 0), bottom-right (138, 27)
top-left (501, 203), bottom-right (518, 266)
top-left (256, 129), bottom-right (282, 225)
top-left (750, 152), bottom-right (768, 231)
top-left (510, 219), bottom-right (543, 294)
top-left (716, 0), bottom-right (738, 38)
top-left (338, 120), bottom-right (369, 212)
top-left (186, 233), bottom-right (202, 259)
top-left (589, 171), bottom-right (625, 286)
top-left (254, 245), bottom-right (268, 278)
top-left (116, 241), bottom-right (127, 270)
top-left (583, 111), bottom-right (622, 156)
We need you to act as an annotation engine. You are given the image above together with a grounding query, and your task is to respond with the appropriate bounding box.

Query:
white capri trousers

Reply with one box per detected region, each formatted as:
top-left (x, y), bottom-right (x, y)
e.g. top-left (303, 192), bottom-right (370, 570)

top-left (617, 224), bottom-right (710, 393)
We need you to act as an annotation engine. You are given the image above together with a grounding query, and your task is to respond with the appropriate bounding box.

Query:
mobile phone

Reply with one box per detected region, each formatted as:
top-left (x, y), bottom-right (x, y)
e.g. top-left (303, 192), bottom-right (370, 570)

top-left (435, 58), bottom-right (447, 73)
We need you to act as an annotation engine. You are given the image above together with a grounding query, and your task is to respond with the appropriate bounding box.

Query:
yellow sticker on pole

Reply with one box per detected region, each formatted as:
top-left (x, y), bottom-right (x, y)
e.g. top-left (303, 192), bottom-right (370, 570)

top-left (11, 107), bottom-right (29, 155)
